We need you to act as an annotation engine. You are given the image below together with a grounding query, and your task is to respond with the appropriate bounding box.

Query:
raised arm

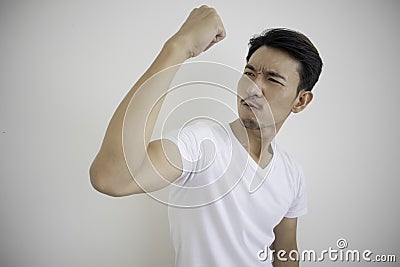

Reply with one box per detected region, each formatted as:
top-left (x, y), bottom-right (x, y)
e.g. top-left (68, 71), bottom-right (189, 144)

top-left (89, 6), bottom-right (226, 196)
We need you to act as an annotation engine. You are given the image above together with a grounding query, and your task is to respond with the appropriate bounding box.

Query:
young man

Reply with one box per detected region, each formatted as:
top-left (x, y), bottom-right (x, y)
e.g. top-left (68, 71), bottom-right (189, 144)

top-left (90, 5), bottom-right (323, 267)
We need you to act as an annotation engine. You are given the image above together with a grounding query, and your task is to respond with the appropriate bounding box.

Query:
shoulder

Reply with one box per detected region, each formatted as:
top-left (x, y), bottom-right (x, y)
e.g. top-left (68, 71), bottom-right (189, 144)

top-left (273, 144), bottom-right (308, 211)
top-left (273, 144), bottom-right (305, 184)
top-left (168, 120), bottom-right (229, 144)
top-left (162, 120), bottom-right (230, 162)
top-left (275, 145), bottom-right (303, 170)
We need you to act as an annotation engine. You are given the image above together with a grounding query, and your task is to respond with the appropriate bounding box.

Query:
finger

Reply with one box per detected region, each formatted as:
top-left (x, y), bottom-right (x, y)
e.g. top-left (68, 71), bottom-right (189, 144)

top-left (203, 37), bottom-right (221, 51)
top-left (203, 41), bottom-right (216, 52)
top-left (215, 17), bottom-right (226, 41)
top-left (203, 27), bottom-right (225, 52)
top-left (215, 30), bottom-right (226, 42)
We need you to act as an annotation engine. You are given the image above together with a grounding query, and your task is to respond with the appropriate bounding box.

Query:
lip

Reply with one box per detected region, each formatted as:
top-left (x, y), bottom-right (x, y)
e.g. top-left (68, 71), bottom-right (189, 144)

top-left (241, 99), bottom-right (260, 109)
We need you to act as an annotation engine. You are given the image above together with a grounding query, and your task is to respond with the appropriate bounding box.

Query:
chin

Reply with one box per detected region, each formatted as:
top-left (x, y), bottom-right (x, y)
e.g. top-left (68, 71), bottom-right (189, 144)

top-left (241, 119), bottom-right (261, 130)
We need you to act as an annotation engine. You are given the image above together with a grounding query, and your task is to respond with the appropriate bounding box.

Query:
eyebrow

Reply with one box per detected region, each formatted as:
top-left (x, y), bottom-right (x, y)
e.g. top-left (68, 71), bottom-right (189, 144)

top-left (245, 64), bottom-right (287, 82)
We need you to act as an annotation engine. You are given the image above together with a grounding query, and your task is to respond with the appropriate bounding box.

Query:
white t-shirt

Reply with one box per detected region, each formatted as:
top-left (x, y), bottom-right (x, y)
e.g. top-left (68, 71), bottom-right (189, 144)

top-left (164, 121), bottom-right (307, 267)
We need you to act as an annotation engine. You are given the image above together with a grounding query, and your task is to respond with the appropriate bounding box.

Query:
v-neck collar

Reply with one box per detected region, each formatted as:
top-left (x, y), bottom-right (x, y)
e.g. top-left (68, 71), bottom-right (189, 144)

top-left (227, 122), bottom-right (276, 193)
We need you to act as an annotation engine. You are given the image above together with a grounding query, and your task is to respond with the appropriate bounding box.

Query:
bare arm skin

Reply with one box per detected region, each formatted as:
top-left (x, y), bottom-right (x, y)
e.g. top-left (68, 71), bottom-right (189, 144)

top-left (272, 217), bottom-right (300, 267)
top-left (89, 6), bottom-right (226, 196)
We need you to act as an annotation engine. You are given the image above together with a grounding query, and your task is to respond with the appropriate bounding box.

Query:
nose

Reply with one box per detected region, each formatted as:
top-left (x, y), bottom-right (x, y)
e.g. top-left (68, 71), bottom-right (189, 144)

top-left (246, 75), bottom-right (263, 98)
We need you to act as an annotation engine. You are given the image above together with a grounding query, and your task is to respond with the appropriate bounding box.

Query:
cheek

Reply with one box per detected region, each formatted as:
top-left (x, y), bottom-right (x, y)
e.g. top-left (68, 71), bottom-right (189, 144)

top-left (268, 84), bottom-right (297, 101)
top-left (267, 91), bottom-right (297, 113)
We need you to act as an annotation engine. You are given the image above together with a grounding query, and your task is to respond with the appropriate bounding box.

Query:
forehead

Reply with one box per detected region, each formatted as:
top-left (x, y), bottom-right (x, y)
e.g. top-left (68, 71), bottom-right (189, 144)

top-left (248, 46), bottom-right (300, 83)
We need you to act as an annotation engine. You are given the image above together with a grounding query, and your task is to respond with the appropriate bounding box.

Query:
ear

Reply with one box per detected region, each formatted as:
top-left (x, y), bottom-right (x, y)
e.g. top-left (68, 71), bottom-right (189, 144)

top-left (291, 90), bottom-right (313, 113)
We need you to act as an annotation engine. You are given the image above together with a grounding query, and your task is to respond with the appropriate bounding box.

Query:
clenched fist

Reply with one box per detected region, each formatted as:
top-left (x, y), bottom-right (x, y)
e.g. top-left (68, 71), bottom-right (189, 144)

top-left (169, 5), bottom-right (226, 58)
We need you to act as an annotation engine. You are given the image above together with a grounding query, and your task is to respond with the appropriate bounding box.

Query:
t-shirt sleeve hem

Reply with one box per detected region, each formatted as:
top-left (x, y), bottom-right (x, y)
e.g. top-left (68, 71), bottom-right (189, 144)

top-left (284, 207), bottom-right (308, 218)
top-left (161, 135), bottom-right (192, 185)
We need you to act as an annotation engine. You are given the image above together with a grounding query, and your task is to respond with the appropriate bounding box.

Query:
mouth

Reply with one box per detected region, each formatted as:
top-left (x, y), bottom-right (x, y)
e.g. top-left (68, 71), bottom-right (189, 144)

top-left (241, 99), bottom-right (260, 110)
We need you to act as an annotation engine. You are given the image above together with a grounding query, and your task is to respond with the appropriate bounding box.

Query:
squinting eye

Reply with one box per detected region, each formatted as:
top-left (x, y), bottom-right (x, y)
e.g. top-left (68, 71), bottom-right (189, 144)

top-left (268, 78), bottom-right (283, 85)
top-left (244, 71), bottom-right (255, 77)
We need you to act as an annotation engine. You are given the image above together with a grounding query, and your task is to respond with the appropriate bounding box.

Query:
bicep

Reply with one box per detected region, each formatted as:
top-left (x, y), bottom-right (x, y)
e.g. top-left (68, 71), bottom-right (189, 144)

top-left (134, 139), bottom-right (183, 193)
top-left (91, 138), bottom-right (183, 196)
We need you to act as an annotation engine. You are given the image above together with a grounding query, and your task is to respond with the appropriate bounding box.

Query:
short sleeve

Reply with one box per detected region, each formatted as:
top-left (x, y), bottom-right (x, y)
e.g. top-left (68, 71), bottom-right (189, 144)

top-left (285, 167), bottom-right (308, 218)
top-left (161, 125), bottom-right (205, 185)
top-left (162, 130), bottom-right (198, 185)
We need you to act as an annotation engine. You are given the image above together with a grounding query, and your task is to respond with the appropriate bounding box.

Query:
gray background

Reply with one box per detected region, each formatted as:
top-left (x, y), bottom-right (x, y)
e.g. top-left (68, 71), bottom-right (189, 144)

top-left (1, 0), bottom-right (399, 266)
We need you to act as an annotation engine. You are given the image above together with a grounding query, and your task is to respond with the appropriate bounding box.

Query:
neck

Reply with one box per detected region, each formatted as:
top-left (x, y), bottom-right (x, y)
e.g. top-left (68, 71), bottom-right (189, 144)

top-left (230, 119), bottom-right (278, 168)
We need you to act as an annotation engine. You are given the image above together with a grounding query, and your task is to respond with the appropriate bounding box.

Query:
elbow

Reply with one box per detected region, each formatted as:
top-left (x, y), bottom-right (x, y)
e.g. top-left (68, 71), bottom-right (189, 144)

top-left (89, 150), bottom-right (143, 196)
top-left (89, 163), bottom-right (112, 196)
top-left (89, 160), bottom-right (125, 197)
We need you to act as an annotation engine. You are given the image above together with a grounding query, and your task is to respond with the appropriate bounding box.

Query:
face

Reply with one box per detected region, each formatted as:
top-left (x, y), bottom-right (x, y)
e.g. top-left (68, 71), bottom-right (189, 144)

top-left (237, 45), bottom-right (303, 131)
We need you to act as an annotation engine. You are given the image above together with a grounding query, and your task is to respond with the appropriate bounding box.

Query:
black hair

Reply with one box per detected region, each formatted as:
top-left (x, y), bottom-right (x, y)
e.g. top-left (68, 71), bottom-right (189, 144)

top-left (246, 28), bottom-right (323, 93)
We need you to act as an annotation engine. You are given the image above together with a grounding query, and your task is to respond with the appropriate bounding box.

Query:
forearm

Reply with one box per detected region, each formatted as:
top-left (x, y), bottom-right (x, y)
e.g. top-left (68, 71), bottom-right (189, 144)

top-left (90, 38), bottom-right (189, 193)
top-left (102, 38), bottom-right (189, 165)
top-left (90, 6), bottom-right (226, 196)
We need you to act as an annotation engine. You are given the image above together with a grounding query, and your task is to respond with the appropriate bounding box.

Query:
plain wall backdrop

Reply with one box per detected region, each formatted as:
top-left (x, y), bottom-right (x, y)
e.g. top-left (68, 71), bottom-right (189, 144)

top-left (1, 0), bottom-right (399, 266)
